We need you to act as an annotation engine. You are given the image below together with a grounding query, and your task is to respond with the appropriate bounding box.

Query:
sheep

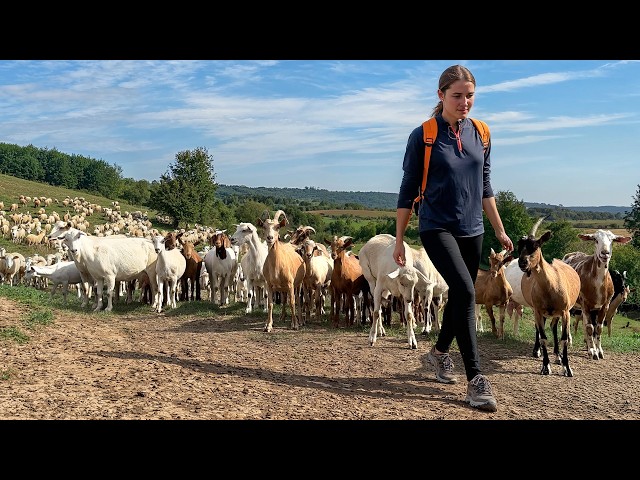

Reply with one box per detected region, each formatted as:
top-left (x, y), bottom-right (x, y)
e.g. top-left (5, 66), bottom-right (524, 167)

top-left (49, 222), bottom-right (158, 312)
top-left (0, 249), bottom-right (26, 286)
top-left (152, 232), bottom-right (187, 313)
top-left (516, 217), bottom-right (581, 376)
top-left (203, 230), bottom-right (237, 307)
top-left (358, 234), bottom-right (431, 349)
top-left (230, 222), bottom-right (269, 314)
top-left (297, 238), bottom-right (333, 322)
top-left (325, 235), bottom-right (371, 328)
top-left (258, 209), bottom-right (306, 332)
top-left (24, 260), bottom-right (83, 304)
top-left (562, 229), bottom-right (632, 360)
top-left (474, 248), bottom-right (514, 339)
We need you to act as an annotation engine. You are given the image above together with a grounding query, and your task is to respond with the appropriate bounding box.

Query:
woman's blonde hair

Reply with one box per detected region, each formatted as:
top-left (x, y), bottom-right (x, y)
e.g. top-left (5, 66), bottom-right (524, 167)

top-left (430, 65), bottom-right (476, 117)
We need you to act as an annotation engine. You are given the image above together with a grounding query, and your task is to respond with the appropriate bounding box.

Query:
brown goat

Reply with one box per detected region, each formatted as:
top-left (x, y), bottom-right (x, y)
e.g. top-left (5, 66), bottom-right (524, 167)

top-left (177, 233), bottom-right (203, 301)
top-left (474, 248), bottom-right (513, 339)
top-left (517, 217), bottom-right (581, 376)
top-left (562, 229), bottom-right (632, 359)
top-left (325, 235), bottom-right (369, 328)
top-left (258, 209), bottom-right (306, 332)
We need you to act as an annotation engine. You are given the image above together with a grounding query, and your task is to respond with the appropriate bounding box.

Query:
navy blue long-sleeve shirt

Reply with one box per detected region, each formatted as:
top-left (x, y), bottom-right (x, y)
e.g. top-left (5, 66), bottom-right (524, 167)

top-left (397, 115), bottom-right (494, 237)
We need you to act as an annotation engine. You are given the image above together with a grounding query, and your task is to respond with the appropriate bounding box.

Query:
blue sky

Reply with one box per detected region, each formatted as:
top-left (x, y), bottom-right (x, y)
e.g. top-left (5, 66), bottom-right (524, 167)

top-left (0, 59), bottom-right (637, 207)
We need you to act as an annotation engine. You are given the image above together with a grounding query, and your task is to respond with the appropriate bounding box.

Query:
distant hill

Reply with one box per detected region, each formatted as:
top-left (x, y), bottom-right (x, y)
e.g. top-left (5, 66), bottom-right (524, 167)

top-left (217, 184), bottom-right (630, 215)
top-left (524, 202), bottom-right (630, 215)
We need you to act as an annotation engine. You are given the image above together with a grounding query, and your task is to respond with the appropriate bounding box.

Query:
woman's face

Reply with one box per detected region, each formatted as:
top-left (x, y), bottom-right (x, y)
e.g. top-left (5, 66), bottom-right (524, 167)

top-left (439, 80), bottom-right (475, 121)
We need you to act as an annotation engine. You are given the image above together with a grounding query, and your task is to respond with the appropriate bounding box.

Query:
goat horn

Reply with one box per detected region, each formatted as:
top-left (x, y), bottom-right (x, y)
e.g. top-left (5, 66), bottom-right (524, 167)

top-left (305, 226), bottom-right (316, 234)
top-left (530, 216), bottom-right (547, 237)
top-left (273, 210), bottom-right (286, 222)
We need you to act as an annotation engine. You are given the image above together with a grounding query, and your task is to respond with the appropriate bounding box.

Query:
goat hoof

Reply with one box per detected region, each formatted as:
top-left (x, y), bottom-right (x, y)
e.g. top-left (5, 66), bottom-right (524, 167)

top-left (563, 367), bottom-right (573, 377)
top-left (540, 365), bottom-right (551, 375)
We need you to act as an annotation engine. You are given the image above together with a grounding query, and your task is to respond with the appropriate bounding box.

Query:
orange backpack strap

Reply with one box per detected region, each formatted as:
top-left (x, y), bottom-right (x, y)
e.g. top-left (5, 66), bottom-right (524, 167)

top-left (403, 117), bottom-right (438, 231)
top-left (470, 118), bottom-right (490, 150)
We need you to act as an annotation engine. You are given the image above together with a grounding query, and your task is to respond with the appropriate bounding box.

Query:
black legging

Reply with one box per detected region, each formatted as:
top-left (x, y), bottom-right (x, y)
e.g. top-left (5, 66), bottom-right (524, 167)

top-left (420, 229), bottom-right (483, 382)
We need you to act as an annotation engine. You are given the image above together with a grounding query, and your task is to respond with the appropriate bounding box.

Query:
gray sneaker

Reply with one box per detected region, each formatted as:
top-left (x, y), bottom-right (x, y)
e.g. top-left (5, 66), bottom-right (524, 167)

top-left (427, 346), bottom-right (458, 384)
top-left (466, 374), bottom-right (497, 412)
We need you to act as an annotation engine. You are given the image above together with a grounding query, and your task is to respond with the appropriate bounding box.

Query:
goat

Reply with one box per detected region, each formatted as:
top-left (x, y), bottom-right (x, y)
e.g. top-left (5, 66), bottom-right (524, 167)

top-left (24, 260), bottom-right (83, 304)
top-left (177, 233), bottom-right (203, 302)
top-left (230, 222), bottom-right (269, 314)
top-left (50, 223), bottom-right (158, 312)
top-left (297, 238), bottom-right (333, 322)
top-left (517, 217), bottom-right (581, 376)
top-left (258, 210), bottom-right (306, 332)
top-left (474, 248), bottom-right (514, 339)
top-left (604, 270), bottom-right (634, 336)
top-left (358, 234), bottom-right (430, 349)
top-left (409, 246), bottom-right (449, 335)
top-left (204, 230), bottom-right (237, 307)
top-left (562, 229), bottom-right (632, 359)
top-left (152, 232), bottom-right (187, 313)
top-left (326, 235), bottom-right (370, 328)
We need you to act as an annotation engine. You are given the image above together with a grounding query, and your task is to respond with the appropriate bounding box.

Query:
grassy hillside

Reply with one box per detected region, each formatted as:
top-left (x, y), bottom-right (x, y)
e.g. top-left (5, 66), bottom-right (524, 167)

top-left (0, 173), bottom-right (159, 258)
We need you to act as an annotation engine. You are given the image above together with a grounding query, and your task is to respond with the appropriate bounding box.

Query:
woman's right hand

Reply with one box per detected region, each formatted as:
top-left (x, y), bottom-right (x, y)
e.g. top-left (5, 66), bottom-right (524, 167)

top-left (393, 242), bottom-right (406, 266)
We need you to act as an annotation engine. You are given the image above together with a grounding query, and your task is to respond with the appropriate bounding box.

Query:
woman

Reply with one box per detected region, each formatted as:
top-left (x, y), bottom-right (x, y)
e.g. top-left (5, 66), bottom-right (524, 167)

top-left (393, 64), bottom-right (513, 413)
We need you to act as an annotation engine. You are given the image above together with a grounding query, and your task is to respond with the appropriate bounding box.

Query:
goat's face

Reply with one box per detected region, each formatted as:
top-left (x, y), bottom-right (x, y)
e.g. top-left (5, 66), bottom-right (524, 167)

top-left (517, 231), bottom-right (551, 277)
top-left (579, 229), bottom-right (632, 268)
top-left (488, 249), bottom-right (513, 278)
top-left (230, 223), bottom-right (256, 247)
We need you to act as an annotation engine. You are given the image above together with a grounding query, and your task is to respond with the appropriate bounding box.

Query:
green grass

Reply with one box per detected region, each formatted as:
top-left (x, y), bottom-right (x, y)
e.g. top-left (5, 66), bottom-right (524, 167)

top-left (1, 281), bottom-right (639, 354)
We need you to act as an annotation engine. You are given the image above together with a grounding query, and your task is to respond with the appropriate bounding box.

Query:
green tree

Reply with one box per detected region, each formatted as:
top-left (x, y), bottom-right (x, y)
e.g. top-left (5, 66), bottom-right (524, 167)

top-left (623, 184), bottom-right (640, 249)
top-left (149, 147), bottom-right (217, 229)
top-left (543, 220), bottom-right (581, 263)
top-left (609, 242), bottom-right (640, 306)
top-left (120, 178), bottom-right (152, 206)
top-left (482, 190), bottom-right (533, 264)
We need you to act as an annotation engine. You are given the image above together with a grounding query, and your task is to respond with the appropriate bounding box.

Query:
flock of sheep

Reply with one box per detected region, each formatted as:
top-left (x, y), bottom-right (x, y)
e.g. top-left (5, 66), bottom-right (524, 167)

top-left (0, 195), bottom-right (634, 378)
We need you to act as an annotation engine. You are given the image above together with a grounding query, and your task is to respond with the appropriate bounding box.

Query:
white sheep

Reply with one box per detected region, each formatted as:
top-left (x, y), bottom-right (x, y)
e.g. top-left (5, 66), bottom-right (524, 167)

top-left (358, 234), bottom-right (430, 349)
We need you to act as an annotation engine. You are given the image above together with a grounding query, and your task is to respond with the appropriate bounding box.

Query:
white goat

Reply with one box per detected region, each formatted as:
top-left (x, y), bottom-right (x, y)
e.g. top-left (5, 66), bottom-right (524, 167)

top-left (204, 230), bottom-right (237, 307)
top-left (516, 217), bottom-right (581, 376)
top-left (562, 229), bottom-right (632, 360)
top-left (358, 234), bottom-right (430, 349)
top-left (410, 246), bottom-right (449, 335)
top-left (152, 232), bottom-right (186, 313)
top-left (50, 223), bottom-right (158, 312)
top-left (230, 222), bottom-right (269, 314)
top-left (25, 260), bottom-right (83, 304)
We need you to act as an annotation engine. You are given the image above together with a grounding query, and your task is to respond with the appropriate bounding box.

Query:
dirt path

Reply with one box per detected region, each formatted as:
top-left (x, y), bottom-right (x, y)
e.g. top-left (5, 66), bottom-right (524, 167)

top-left (1, 296), bottom-right (639, 420)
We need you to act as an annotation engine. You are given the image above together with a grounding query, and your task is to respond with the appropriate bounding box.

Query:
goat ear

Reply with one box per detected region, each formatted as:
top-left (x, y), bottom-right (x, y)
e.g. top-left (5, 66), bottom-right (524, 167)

top-left (387, 269), bottom-right (400, 279)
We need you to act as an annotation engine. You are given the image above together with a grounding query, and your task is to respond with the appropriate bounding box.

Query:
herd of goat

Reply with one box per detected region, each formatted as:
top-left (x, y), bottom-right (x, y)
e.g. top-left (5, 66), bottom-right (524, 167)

top-left (0, 200), bottom-right (634, 378)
